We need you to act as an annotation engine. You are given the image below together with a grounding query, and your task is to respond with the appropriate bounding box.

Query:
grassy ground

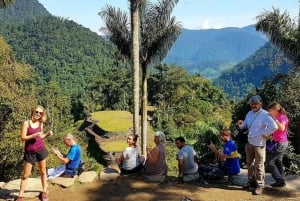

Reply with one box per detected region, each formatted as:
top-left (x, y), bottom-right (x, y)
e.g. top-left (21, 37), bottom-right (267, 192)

top-left (102, 138), bottom-right (127, 152)
top-left (90, 110), bottom-right (178, 176)
top-left (91, 111), bottom-right (133, 132)
top-left (91, 110), bottom-right (132, 152)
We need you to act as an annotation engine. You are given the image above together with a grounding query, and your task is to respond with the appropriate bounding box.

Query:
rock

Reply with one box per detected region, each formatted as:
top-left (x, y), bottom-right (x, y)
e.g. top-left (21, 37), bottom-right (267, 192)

top-left (3, 178), bottom-right (42, 198)
top-left (0, 182), bottom-right (5, 189)
top-left (79, 171), bottom-right (98, 183)
top-left (50, 175), bottom-right (78, 188)
top-left (100, 167), bottom-right (120, 181)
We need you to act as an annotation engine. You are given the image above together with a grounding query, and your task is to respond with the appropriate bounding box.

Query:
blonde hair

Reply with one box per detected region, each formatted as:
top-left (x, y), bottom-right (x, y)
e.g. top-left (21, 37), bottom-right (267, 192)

top-left (267, 102), bottom-right (286, 114)
top-left (31, 105), bottom-right (47, 123)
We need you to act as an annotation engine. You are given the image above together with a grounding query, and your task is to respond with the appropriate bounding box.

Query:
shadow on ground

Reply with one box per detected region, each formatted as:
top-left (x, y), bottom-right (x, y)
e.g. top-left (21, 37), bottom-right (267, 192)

top-left (51, 174), bottom-right (300, 201)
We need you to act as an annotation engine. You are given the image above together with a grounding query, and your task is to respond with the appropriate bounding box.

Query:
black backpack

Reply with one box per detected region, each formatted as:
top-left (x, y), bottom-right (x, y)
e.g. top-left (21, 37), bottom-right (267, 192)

top-left (198, 163), bottom-right (226, 180)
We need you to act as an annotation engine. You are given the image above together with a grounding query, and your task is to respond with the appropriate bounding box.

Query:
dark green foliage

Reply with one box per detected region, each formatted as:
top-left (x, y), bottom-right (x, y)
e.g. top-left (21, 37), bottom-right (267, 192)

top-left (0, 0), bottom-right (50, 22)
top-left (149, 64), bottom-right (231, 144)
top-left (87, 66), bottom-right (132, 111)
top-left (165, 26), bottom-right (267, 78)
top-left (283, 143), bottom-right (300, 175)
top-left (194, 129), bottom-right (221, 164)
top-left (0, 132), bottom-right (23, 182)
top-left (0, 37), bottom-right (36, 134)
top-left (0, 37), bottom-right (37, 181)
top-left (214, 43), bottom-right (294, 98)
top-left (0, 16), bottom-right (121, 96)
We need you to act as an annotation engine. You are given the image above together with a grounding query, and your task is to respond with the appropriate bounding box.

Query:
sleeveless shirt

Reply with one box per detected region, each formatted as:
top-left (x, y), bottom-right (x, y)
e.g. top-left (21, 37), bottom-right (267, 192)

top-left (143, 144), bottom-right (167, 176)
top-left (25, 121), bottom-right (45, 152)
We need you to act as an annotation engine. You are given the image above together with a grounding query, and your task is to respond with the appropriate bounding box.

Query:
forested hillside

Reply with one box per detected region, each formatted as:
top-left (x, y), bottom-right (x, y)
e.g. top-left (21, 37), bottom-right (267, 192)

top-left (0, 17), bottom-right (123, 95)
top-left (164, 26), bottom-right (267, 78)
top-left (213, 43), bottom-right (294, 98)
top-left (0, 0), bottom-right (50, 22)
top-left (0, 0), bottom-right (125, 96)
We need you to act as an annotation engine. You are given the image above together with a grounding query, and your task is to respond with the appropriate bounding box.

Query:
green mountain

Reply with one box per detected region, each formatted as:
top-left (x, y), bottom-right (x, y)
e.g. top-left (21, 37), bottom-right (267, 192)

top-left (0, 0), bottom-right (50, 22)
top-left (213, 43), bottom-right (294, 98)
top-left (164, 26), bottom-right (267, 79)
top-left (0, 0), bottom-right (123, 96)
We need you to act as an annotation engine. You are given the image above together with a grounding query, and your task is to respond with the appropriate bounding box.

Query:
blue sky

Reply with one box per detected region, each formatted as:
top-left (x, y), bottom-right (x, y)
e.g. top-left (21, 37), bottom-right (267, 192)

top-left (38, 0), bottom-right (298, 34)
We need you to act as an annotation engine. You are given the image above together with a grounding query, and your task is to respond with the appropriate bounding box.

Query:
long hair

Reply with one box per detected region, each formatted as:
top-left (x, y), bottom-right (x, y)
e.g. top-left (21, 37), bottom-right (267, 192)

top-left (267, 102), bottom-right (287, 114)
top-left (31, 105), bottom-right (47, 123)
top-left (128, 134), bottom-right (139, 144)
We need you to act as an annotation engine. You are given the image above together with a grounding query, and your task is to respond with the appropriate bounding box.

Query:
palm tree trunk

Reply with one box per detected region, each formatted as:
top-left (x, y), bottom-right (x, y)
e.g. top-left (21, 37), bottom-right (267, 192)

top-left (141, 64), bottom-right (147, 155)
top-left (130, 0), bottom-right (140, 139)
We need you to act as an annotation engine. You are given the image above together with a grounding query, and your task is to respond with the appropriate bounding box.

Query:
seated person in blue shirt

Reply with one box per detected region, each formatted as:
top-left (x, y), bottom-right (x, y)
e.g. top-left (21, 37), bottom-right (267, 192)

top-left (208, 129), bottom-right (240, 183)
top-left (52, 133), bottom-right (82, 177)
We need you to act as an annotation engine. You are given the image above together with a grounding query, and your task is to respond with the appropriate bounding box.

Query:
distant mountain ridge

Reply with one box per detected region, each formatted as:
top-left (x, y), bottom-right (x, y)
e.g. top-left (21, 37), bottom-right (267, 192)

top-left (165, 26), bottom-right (267, 78)
top-left (213, 43), bottom-right (294, 98)
top-left (1, 0), bottom-right (269, 81)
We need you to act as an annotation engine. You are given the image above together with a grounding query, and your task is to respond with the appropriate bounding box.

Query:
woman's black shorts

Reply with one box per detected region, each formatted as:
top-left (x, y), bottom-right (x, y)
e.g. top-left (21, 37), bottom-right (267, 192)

top-left (24, 148), bottom-right (48, 164)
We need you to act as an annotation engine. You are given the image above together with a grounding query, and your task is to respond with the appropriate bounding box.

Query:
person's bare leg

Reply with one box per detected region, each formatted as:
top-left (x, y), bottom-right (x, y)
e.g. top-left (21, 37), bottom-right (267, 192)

top-left (38, 159), bottom-right (48, 193)
top-left (18, 162), bottom-right (33, 197)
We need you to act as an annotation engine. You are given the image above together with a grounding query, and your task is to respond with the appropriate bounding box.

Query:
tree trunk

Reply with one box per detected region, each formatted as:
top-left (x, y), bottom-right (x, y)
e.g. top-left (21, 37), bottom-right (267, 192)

top-left (141, 64), bottom-right (147, 155)
top-left (130, 0), bottom-right (140, 139)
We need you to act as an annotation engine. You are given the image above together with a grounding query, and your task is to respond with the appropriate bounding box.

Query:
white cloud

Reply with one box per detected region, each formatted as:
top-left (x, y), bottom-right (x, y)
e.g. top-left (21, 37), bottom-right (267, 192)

top-left (197, 19), bottom-right (224, 29)
top-left (181, 14), bottom-right (258, 30)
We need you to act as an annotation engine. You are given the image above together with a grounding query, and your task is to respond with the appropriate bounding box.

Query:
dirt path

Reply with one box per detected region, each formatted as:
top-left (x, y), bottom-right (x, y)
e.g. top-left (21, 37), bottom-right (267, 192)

top-left (21, 175), bottom-right (300, 201)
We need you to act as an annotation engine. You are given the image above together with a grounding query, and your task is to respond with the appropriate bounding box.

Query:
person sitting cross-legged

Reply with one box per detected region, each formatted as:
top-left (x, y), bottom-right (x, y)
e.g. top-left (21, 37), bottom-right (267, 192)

top-left (117, 134), bottom-right (144, 175)
top-left (143, 131), bottom-right (168, 182)
top-left (208, 129), bottom-right (240, 184)
top-left (175, 136), bottom-right (200, 182)
top-left (51, 133), bottom-right (82, 177)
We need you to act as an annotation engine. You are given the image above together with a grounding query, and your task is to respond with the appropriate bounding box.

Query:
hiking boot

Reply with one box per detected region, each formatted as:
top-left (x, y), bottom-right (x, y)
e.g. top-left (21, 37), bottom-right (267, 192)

top-left (15, 197), bottom-right (23, 201)
top-left (253, 187), bottom-right (263, 195)
top-left (242, 182), bottom-right (250, 189)
top-left (242, 179), bottom-right (257, 190)
top-left (227, 175), bottom-right (234, 185)
top-left (271, 181), bottom-right (286, 188)
top-left (39, 192), bottom-right (49, 201)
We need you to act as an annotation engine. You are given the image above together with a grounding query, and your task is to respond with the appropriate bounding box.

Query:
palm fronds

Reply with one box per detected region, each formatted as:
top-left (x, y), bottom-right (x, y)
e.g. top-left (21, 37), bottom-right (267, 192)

top-left (99, 5), bottom-right (131, 59)
top-left (256, 8), bottom-right (299, 65)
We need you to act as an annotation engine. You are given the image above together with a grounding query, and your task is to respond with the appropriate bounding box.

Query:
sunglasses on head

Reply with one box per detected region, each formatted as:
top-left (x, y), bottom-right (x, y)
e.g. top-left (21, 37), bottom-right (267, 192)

top-left (35, 111), bottom-right (43, 115)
